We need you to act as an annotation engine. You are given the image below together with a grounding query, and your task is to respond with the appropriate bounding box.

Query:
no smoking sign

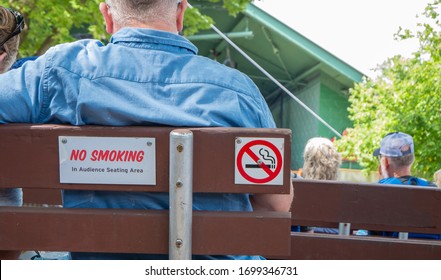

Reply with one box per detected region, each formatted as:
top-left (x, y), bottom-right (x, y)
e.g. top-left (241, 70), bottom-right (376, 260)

top-left (235, 137), bottom-right (284, 185)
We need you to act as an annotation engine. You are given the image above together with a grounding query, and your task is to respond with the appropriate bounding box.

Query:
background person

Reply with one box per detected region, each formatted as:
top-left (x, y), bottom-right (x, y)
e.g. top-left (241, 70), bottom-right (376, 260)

top-left (371, 131), bottom-right (439, 239)
top-left (302, 137), bottom-right (341, 181)
top-left (302, 137), bottom-right (342, 234)
top-left (0, 0), bottom-right (293, 260)
top-left (374, 132), bottom-right (436, 186)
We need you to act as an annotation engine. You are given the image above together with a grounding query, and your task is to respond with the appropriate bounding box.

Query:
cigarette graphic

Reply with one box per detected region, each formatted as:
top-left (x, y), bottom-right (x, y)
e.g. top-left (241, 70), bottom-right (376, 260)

top-left (245, 148), bottom-right (276, 169)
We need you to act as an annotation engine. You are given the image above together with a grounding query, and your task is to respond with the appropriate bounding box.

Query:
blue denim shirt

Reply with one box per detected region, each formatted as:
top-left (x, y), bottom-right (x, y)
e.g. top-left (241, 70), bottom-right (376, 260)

top-left (0, 28), bottom-right (276, 259)
top-left (0, 28), bottom-right (274, 128)
top-left (0, 188), bottom-right (22, 206)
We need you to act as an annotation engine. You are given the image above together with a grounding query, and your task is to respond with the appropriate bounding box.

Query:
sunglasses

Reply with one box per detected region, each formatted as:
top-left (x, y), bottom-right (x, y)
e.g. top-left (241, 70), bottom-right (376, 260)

top-left (0, 8), bottom-right (25, 49)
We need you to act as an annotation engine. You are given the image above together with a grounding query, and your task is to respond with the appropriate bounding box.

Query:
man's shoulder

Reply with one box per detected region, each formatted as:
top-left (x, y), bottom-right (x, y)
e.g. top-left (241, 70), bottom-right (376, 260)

top-left (402, 176), bottom-right (436, 187)
top-left (10, 56), bottom-right (39, 70)
top-left (40, 39), bottom-right (109, 74)
top-left (191, 53), bottom-right (251, 79)
top-left (46, 39), bottom-right (105, 58)
top-left (378, 177), bottom-right (404, 185)
top-left (379, 176), bottom-right (437, 187)
top-left (183, 54), bottom-right (260, 97)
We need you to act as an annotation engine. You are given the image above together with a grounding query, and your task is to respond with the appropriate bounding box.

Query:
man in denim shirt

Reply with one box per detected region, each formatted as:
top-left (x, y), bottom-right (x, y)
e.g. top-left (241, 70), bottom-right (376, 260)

top-left (0, 0), bottom-right (293, 259)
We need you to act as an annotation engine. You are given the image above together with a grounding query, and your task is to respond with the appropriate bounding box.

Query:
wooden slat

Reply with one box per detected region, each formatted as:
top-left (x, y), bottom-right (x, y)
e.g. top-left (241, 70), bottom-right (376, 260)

top-left (0, 207), bottom-right (291, 256)
top-left (0, 124), bottom-right (291, 194)
top-left (285, 233), bottom-right (441, 260)
top-left (23, 189), bottom-right (62, 206)
top-left (291, 180), bottom-right (441, 234)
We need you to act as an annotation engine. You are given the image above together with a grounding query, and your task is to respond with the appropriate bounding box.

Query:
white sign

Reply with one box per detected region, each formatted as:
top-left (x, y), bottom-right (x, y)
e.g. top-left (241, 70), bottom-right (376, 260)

top-left (59, 136), bottom-right (156, 185)
top-left (235, 137), bottom-right (284, 185)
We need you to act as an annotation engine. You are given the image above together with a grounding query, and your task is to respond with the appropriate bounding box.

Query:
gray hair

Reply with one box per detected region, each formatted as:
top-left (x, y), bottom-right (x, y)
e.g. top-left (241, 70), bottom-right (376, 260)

top-left (386, 153), bottom-right (414, 169)
top-left (302, 137), bottom-right (342, 180)
top-left (106, 0), bottom-right (179, 26)
top-left (0, 6), bottom-right (20, 73)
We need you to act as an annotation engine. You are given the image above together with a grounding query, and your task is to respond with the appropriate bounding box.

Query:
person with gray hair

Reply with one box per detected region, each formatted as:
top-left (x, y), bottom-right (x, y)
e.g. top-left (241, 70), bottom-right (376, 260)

top-left (0, 1), bottom-right (293, 260)
top-left (374, 132), bottom-right (436, 186)
top-left (302, 137), bottom-right (342, 181)
top-left (370, 132), bottom-right (439, 239)
top-left (301, 137), bottom-right (342, 234)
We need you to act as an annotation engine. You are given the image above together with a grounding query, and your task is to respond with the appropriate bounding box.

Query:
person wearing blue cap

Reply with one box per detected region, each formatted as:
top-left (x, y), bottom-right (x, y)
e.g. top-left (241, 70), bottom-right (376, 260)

top-left (373, 132), bottom-right (436, 186)
top-left (371, 132), bottom-right (439, 240)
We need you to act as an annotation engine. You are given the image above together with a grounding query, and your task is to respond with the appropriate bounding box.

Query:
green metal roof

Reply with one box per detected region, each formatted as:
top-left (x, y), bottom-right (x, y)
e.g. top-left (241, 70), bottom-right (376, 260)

top-left (187, 2), bottom-right (364, 96)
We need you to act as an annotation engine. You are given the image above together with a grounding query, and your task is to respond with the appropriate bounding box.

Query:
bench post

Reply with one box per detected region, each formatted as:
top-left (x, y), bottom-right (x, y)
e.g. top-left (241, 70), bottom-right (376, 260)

top-left (398, 232), bottom-right (409, 240)
top-left (169, 129), bottom-right (193, 260)
top-left (338, 222), bottom-right (351, 236)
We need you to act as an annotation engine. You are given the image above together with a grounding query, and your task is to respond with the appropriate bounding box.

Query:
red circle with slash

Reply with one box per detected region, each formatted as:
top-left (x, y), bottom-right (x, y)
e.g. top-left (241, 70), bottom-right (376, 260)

top-left (236, 139), bottom-right (282, 184)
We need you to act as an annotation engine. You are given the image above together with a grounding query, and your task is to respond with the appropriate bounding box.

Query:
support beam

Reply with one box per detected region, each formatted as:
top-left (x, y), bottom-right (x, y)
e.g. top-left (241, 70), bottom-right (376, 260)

top-left (187, 31), bottom-right (253, 41)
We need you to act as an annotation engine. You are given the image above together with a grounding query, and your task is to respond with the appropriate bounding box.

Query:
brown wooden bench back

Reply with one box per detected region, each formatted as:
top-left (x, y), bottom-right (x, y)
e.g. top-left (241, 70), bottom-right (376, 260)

top-left (0, 124), bottom-right (292, 257)
top-left (287, 179), bottom-right (441, 259)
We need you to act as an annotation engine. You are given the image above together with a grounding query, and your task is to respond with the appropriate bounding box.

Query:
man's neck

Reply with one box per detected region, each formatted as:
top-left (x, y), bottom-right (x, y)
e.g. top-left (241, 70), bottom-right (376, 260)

top-left (115, 20), bottom-right (178, 34)
top-left (392, 169), bottom-right (412, 178)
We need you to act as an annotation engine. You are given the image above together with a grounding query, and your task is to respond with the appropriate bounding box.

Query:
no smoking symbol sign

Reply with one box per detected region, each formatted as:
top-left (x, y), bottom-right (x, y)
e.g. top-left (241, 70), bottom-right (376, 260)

top-left (235, 138), bottom-right (284, 185)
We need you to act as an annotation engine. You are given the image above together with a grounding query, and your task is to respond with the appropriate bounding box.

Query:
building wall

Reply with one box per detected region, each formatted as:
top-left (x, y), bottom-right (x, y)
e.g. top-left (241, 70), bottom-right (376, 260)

top-left (318, 83), bottom-right (351, 138)
top-left (269, 75), bottom-right (354, 170)
top-left (273, 79), bottom-right (320, 170)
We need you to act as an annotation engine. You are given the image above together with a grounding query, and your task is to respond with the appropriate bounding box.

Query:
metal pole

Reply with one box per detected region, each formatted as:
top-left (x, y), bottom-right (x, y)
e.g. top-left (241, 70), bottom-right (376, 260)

top-left (398, 232), bottom-right (409, 240)
top-left (338, 222), bottom-right (351, 236)
top-left (169, 129), bottom-right (193, 260)
top-left (187, 31), bottom-right (254, 41)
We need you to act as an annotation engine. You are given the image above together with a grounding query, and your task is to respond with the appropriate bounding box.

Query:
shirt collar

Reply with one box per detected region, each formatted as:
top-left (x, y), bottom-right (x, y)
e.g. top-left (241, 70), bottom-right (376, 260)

top-left (110, 28), bottom-right (198, 55)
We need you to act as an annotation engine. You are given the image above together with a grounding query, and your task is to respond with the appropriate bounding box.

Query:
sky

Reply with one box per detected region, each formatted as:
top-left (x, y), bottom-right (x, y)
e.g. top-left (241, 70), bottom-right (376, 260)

top-left (253, 0), bottom-right (431, 77)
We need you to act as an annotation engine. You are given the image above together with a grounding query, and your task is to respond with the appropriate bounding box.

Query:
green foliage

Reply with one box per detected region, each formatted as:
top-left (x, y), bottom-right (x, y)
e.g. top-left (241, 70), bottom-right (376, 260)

top-left (1, 0), bottom-right (106, 57)
top-left (336, 0), bottom-right (441, 179)
top-left (0, 0), bottom-right (253, 57)
top-left (181, 6), bottom-right (213, 36)
top-left (208, 0), bottom-right (252, 16)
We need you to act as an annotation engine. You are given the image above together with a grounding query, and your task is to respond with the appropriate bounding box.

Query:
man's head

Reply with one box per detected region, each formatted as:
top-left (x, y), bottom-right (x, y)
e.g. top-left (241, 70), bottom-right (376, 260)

top-left (374, 132), bottom-right (415, 178)
top-left (99, 0), bottom-right (186, 34)
top-left (0, 7), bottom-right (24, 73)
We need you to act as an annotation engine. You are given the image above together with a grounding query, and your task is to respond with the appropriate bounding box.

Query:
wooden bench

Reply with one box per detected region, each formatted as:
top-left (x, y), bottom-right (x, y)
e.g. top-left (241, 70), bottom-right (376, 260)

top-left (287, 179), bottom-right (441, 259)
top-left (0, 124), bottom-right (292, 259)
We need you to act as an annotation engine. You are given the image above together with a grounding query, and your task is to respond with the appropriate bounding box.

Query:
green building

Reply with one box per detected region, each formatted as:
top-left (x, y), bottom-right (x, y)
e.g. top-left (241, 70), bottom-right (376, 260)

top-left (189, 1), bottom-right (365, 170)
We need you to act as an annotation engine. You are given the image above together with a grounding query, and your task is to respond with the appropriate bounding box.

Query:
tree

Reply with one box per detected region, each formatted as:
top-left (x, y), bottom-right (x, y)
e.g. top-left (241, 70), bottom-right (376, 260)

top-left (335, 0), bottom-right (441, 179)
top-left (0, 0), bottom-right (253, 57)
top-left (1, 0), bottom-right (105, 57)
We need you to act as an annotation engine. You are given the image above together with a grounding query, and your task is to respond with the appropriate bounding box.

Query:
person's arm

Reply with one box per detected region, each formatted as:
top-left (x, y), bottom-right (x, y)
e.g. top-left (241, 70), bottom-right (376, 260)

top-left (0, 56), bottom-right (46, 124)
top-left (249, 179), bottom-right (293, 212)
top-left (238, 76), bottom-right (293, 211)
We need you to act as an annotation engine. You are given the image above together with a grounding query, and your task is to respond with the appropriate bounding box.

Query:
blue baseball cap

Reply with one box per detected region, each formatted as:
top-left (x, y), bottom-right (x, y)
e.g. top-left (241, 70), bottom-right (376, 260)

top-left (373, 132), bottom-right (414, 157)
